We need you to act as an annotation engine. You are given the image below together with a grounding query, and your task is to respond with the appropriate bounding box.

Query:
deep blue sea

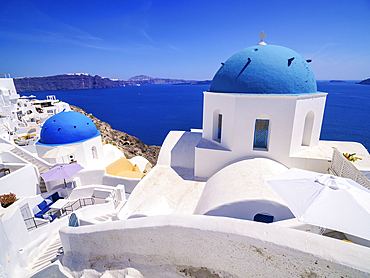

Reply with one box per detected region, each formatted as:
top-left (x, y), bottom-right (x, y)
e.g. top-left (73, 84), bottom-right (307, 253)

top-left (21, 81), bottom-right (370, 151)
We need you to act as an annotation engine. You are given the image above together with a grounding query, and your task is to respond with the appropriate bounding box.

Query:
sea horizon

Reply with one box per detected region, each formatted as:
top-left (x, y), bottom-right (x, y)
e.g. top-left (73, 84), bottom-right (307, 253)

top-left (20, 81), bottom-right (370, 151)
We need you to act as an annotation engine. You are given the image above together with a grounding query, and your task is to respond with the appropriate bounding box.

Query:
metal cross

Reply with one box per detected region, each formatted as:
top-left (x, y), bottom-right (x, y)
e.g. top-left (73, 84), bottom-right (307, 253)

top-left (259, 31), bottom-right (266, 42)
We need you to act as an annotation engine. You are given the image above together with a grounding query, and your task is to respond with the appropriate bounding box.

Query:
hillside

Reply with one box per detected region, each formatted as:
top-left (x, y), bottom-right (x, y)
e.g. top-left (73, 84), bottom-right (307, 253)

top-left (14, 73), bottom-right (117, 92)
top-left (70, 105), bottom-right (160, 166)
top-left (13, 73), bottom-right (206, 92)
top-left (357, 78), bottom-right (370, 85)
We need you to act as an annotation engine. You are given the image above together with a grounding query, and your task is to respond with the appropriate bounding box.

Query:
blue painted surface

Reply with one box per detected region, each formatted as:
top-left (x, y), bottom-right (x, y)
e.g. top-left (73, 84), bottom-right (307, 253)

top-left (38, 111), bottom-right (100, 145)
top-left (253, 119), bottom-right (269, 149)
top-left (217, 114), bottom-right (222, 141)
top-left (21, 82), bottom-right (370, 150)
top-left (210, 45), bottom-right (317, 94)
top-left (68, 213), bottom-right (79, 227)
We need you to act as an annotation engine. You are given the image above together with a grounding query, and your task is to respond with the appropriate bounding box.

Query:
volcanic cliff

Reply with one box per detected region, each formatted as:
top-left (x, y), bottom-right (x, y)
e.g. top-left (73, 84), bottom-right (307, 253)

top-left (70, 105), bottom-right (160, 166)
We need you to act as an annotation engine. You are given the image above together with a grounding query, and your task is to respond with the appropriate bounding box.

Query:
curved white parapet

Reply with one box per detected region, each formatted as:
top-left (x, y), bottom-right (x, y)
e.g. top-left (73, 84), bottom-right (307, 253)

top-left (59, 214), bottom-right (370, 277)
top-left (157, 130), bottom-right (202, 169)
top-left (128, 156), bottom-right (151, 173)
top-left (102, 174), bottom-right (140, 193)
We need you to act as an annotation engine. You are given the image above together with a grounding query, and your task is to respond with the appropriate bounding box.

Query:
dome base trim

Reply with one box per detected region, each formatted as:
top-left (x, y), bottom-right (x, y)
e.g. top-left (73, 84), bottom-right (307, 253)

top-left (36, 131), bottom-right (101, 147)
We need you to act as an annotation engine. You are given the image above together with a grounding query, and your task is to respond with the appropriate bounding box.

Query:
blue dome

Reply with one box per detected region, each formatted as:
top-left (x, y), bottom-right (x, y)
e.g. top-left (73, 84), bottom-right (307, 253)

top-left (210, 45), bottom-right (317, 94)
top-left (38, 111), bottom-right (100, 145)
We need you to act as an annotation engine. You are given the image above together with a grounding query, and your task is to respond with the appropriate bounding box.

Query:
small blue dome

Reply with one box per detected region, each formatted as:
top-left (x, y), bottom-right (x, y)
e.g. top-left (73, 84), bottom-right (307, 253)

top-left (38, 111), bottom-right (100, 145)
top-left (210, 45), bottom-right (317, 94)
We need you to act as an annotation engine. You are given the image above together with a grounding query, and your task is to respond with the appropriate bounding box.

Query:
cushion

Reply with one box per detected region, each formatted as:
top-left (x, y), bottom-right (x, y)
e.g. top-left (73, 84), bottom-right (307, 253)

top-left (37, 201), bottom-right (47, 211)
top-left (43, 215), bottom-right (52, 221)
top-left (32, 206), bottom-right (41, 215)
top-left (39, 207), bottom-right (50, 215)
top-left (45, 199), bottom-right (53, 205)
top-left (35, 209), bottom-right (49, 218)
top-left (51, 192), bottom-right (60, 202)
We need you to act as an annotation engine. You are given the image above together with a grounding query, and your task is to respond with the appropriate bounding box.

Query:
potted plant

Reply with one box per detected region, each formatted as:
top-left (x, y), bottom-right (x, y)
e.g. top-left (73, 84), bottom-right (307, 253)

top-left (343, 153), bottom-right (362, 162)
top-left (0, 193), bottom-right (17, 208)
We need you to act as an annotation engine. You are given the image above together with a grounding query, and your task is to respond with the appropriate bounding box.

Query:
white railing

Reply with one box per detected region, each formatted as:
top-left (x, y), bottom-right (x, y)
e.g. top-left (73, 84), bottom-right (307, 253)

top-left (0, 73), bottom-right (11, 78)
top-left (329, 147), bottom-right (370, 190)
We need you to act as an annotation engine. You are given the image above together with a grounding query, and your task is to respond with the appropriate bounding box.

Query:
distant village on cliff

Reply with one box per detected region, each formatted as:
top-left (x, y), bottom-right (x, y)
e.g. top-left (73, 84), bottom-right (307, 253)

top-left (13, 73), bottom-right (212, 92)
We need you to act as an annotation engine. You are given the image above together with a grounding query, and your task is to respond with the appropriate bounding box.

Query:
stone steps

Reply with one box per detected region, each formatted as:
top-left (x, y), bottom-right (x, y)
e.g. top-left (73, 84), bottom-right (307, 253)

top-left (10, 149), bottom-right (49, 174)
top-left (10, 149), bottom-right (49, 193)
top-left (29, 237), bottom-right (63, 275)
top-left (94, 213), bottom-right (117, 222)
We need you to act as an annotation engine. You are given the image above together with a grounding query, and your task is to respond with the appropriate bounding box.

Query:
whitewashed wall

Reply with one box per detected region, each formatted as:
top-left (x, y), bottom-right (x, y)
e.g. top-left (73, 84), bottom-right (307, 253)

top-left (59, 214), bottom-right (370, 277)
top-left (0, 164), bottom-right (39, 196)
top-left (0, 218), bottom-right (28, 277)
top-left (36, 135), bottom-right (103, 167)
top-left (195, 92), bottom-right (328, 178)
top-left (157, 130), bottom-right (202, 170)
top-left (290, 94), bottom-right (327, 155)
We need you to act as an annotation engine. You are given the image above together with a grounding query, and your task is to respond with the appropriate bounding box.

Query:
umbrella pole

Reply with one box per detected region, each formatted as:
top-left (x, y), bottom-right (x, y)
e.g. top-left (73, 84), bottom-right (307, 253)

top-left (64, 178), bottom-right (70, 200)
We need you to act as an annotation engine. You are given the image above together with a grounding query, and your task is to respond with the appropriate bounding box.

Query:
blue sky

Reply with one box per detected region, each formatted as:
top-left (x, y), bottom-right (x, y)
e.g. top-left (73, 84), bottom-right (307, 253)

top-left (1, 0), bottom-right (369, 80)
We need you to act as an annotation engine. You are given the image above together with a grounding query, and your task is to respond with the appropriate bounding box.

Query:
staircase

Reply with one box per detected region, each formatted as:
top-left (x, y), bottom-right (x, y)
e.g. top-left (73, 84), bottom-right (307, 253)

top-left (93, 201), bottom-right (126, 222)
top-left (29, 237), bottom-right (64, 274)
top-left (94, 212), bottom-right (117, 222)
top-left (10, 149), bottom-right (49, 193)
top-left (10, 149), bottom-right (49, 174)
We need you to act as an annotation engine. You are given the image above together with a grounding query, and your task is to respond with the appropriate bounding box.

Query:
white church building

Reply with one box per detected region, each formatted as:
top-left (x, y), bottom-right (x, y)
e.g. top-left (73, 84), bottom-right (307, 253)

top-left (195, 44), bottom-right (327, 178)
top-left (159, 43), bottom-right (369, 180)
top-left (35, 111), bottom-right (104, 167)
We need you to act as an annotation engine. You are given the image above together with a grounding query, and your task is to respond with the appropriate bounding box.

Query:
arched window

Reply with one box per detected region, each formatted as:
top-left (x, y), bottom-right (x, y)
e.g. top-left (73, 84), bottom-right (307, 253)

top-left (212, 109), bottom-right (222, 143)
top-left (253, 118), bottom-right (269, 150)
top-left (302, 111), bottom-right (314, 146)
top-left (91, 146), bottom-right (98, 159)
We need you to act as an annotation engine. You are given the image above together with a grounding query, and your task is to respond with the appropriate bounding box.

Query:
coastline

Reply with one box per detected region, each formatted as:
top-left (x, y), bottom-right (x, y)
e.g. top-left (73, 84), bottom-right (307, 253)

top-left (70, 105), bottom-right (160, 166)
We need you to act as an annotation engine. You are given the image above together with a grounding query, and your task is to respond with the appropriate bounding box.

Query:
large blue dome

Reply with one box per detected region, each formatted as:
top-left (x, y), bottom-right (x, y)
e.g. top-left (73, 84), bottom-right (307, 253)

top-left (210, 45), bottom-right (317, 94)
top-left (38, 111), bottom-right (100, 145)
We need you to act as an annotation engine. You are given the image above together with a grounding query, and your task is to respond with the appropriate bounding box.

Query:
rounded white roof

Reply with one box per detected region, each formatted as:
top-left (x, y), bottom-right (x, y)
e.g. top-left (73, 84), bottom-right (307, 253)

top-left (194, 158), bottom-right (292, 221)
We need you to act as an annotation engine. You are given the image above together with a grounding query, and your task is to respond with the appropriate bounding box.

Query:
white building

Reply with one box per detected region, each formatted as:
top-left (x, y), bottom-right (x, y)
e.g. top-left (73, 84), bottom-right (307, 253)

top-left (2, 41), bottom-right (370, 277)
top-left (0, 75), bottom-right (71, 147)
top-left (57, 41), bottom-right (370, 277)
top-left (159, 44), bottom-right (370, 180)
top-left (35, 111), bottom-right (104, 167)
top-left (191, 44), bottom-right (327, 178)
top-left (0, 75), bottom-right (21, 135)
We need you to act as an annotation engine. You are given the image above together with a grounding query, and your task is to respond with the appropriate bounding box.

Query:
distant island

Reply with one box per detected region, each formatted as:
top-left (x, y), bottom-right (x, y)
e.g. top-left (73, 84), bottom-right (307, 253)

top-left (13, 73), bottom-right (210, 92)
top-left (329, 80), bottom-right (346, 83)
top-left (173, 80), bottom-right (212, 85)
top-left (356, 78), bottom-right (370, 85)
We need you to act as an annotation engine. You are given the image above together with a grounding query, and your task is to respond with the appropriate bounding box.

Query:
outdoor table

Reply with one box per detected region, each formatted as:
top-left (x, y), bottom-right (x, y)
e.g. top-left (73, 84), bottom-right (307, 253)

top-left (50, 199), bottom-right (69, 209)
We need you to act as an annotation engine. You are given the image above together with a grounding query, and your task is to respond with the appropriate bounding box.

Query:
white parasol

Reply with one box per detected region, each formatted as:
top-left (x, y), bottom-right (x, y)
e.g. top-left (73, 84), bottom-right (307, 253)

top-left (265, 168), bottom-right (370, 241)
